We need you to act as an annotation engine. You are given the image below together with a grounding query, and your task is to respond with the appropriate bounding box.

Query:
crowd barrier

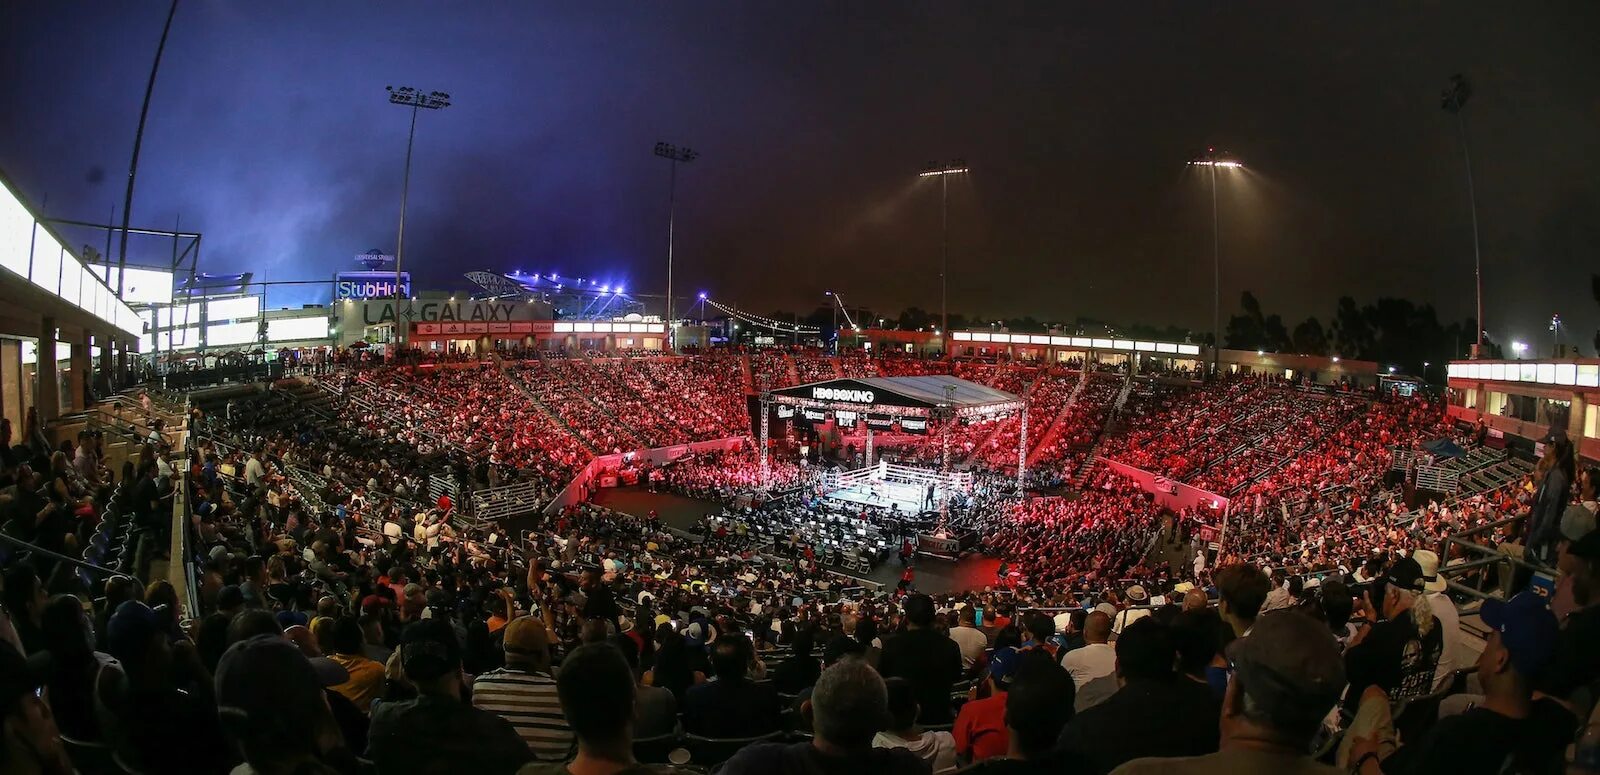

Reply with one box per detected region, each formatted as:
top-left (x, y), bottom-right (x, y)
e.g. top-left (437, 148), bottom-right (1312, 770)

top-left (1096, 458), bottom-right (1230, 512)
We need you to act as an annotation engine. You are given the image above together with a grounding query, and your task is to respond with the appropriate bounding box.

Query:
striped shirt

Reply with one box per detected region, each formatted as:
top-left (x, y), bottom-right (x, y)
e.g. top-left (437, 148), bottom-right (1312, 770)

top-left (471, 667), bottom-right (574, 761)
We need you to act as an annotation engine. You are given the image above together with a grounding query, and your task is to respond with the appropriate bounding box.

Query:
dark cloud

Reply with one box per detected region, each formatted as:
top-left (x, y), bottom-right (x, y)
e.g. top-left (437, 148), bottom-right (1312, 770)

top-left (1, 1), bottom-right (1596, 350)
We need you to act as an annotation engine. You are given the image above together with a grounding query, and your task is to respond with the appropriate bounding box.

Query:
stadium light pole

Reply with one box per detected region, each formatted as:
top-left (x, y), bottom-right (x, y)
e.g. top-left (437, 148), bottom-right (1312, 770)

top-left (655, 142), bottom-right (699, 351)
top-left (115, 0), bottom-right (180, 298)
top-left (386, 85), bottom-right (451, 348)
top-left (919, 160), bottom-right (968, 349)
top-left (1188, 151), bottom-right (1243, 377)
top-left (1441, 74), bottom-right (1484, 358)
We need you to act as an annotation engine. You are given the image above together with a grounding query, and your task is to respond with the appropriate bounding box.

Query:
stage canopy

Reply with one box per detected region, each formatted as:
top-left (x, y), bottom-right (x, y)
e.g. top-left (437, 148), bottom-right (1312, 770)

top-left (768, 375), bottom-right (1024, 418)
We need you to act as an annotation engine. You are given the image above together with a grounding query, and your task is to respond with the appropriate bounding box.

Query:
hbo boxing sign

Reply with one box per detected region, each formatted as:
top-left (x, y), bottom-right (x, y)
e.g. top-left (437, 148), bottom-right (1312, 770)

top-left (811, 386), bottom-right (876, 404)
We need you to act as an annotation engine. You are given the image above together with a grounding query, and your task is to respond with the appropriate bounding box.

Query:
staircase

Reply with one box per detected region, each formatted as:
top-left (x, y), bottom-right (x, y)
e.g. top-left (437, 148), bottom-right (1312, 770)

top-left (1065, 371), bottom-right (1133, 488)
top-left (501, 364), bottom-right (601, 456)
top-left (1024, 369), bottom-right (1089, 466)
top-left (548, 359), bottom-right (645, 449)
top-left (739, 354), bottom-right (755, 395)
top-left (783, 354), bottom-right (800, 387)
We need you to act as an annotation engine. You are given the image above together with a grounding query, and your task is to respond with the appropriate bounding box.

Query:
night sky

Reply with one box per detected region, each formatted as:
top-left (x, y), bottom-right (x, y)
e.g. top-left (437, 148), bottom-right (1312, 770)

top-left (3, 2), bottom-right (1597, 351)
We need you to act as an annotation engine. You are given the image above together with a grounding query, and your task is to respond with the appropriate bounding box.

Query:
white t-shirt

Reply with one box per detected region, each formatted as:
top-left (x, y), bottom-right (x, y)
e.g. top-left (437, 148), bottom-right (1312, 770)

top-left (1428, 591), bottom-right (1461, 692)
top-left (948, 625), bottom-right (989, 670)
top-left (244, 457), bottom-right (265, 486)
top-left (1061, 642), bottom-right (1117, 688)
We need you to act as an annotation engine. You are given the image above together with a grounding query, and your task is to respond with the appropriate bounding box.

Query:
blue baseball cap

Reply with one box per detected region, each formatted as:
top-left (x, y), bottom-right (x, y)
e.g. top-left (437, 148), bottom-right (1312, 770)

top-left (988, 646), bottom-right (1023, 688)
top-left (1480, 592), bottom-right (1559, 680)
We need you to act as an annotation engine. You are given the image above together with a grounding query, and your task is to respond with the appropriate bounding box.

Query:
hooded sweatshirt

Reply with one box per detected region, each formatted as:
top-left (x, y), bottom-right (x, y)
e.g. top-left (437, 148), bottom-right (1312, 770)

top-left (873, 729), bottom-right (958, 774)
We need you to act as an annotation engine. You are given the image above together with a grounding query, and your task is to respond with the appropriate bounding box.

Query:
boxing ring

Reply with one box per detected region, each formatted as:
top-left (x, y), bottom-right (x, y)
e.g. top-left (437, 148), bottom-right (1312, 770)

top-left (823, 461), bottom-right (973, 514)
top-left (757, 374), bottom-right (1025, 528)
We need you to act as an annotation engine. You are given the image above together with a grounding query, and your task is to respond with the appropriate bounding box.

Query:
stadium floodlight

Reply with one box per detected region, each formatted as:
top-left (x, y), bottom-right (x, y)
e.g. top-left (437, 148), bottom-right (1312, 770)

top-left (1512, 340), bottom-right (1527, 359)
top-left (917, 159), bottom-right (968, 345)
top-left (655, 142), bottom-right (700, 351)
top-left (386, 84), bottom-right (452, 346)
top-left (1189, 148), bottom-right (1243, 378)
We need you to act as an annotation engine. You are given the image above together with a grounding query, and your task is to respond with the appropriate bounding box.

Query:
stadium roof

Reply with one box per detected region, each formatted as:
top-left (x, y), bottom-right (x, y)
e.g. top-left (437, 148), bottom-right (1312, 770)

top-left (770, 375), bottom-right (1022, 412)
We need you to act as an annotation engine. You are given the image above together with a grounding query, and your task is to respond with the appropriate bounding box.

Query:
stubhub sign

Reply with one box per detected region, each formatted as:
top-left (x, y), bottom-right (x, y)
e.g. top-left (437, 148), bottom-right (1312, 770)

top-left (811, 386), bottom-right (876, 404)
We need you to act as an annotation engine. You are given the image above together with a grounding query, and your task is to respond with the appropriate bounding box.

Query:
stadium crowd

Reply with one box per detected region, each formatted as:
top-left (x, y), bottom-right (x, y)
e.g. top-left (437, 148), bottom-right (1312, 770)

top-left (4, 350), bottom-right (1599, 775)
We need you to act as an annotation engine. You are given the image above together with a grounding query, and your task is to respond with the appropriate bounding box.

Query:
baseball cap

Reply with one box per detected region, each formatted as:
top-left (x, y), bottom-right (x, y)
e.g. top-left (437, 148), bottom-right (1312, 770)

top-left (988, 647), bottom-right (1023, 688)
top-left (216, 635), bottom-right (328, 728)
top-left (1384, 557), bottom-right (1425, 593)
top-left (502, 616), bottom-right (550, 656)
top-left (400, 618), bottom-right (461, 681)
top-left (106, 600), bottom-right (168, 662)
top-left (1226, 612), bottom-right (1346, 722)
top-left (1479, 593), bottom-right (1559, 680)
top-left (1570, 529), bottom-right (1600, 562)
top-left (1561, 505), bottom-right (1597, 543)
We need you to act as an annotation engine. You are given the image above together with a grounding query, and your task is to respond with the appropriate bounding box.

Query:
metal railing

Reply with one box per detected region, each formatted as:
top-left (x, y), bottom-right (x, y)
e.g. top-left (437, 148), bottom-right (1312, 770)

top-left (1435, 514), bottom-right (1553, 605)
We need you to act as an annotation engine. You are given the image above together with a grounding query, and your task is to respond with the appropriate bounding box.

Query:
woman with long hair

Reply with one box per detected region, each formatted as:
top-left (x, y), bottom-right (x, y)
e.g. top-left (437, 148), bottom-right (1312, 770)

top-left (1529, 434), bottom-right (1577, 563)
top-left (642, 628), bottom-right (704, 703)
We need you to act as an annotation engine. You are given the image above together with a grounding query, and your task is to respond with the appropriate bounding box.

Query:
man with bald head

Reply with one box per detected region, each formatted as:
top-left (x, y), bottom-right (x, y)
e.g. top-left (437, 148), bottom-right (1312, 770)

top-left (1061, 610), bottom-right (1116, 688)
top-left (1182, 588), bottom-right (1211, 613)
top-left (722, 659), bottom-right (927, 775)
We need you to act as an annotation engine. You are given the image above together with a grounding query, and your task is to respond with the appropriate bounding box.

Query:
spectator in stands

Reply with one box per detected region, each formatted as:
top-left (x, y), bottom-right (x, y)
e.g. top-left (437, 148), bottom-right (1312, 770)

top-left (0, 643), bottom-right (72, 775)
top-left (1059, 617), bottom-right (1219, 771)
top-left (875, 677), bottom-right (957, 774)
top-left (214, 634), bottom-right (355, 774)
top-left (328, 617), bottom-right (384, 713)
top-left (1169, 607), bottom-right (1229, 700)
top-left (683, 634), bottom-right (781, 737)
top-left (366, 619), bottom-right (532, 774)
top-left (950, 605), bottom-right (989, 672)
top-left (721, 659), bottom-right (927, 775)
top-left (474, 616), bottom-right (573, 762)
top-left (1541, 529), bottom-right (1600, 699)
top-left (1552, 494), bottom-right (1599, 622)
top-left (1349, 592), bottom-right (1573, 775)
top-left (878, 594), bottom-right (962, 724)
top-left (1343, 557), bottom-right (1443, 717)
top-left (1112, 611), bottom-right (1345, 775)
top-left (1, 567), bottom-right (46, 655)
top-left (1527, 434), bottom-right (1576, 564)
top-left (38, 595), bottom-right (106, 742)
top-left (954, 647), bottom-right (1020, 763)
top-left (1054, 608), bottom-right (1087, 654)
top-left (1410, 550), bottom-right (1460, 692)
top-left (961, 654), bottom-right (1090, 775)
top-left (101, 599), bottom-right (234, 773)
top-left (1215, 563), bottom-right (1271, 638)
top-left (641, 630), bottom-right (704, 704)
top-left (516, 643), bottom-right (668, 775)
top-left (1059, 611), bottom-right (1114, 689)
top-left (771, 629), bottom-right (821, 694)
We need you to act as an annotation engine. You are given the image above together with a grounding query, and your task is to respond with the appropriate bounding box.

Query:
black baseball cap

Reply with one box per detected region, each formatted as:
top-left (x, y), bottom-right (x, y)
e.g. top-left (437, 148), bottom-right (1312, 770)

top-left (1384, 557), bottom-right (1426, 594)
top-left (1569, 529), bottom-right (1600, 562)
top-left (215, 635), bottom-right (327, 725)
top-left (1226, 612), bottom-right (1346, 721)
top-left (400, 618), bottom-right (461, 681)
